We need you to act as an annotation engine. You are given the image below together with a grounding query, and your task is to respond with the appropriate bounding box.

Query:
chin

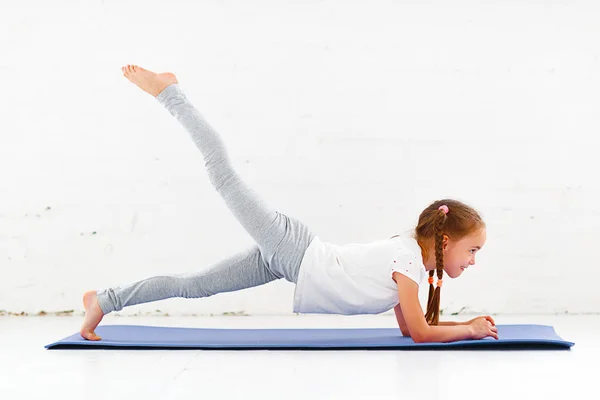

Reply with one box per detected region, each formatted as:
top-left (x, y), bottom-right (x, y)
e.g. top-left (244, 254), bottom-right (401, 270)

top-left (445, 269), bottom-right (462, 279)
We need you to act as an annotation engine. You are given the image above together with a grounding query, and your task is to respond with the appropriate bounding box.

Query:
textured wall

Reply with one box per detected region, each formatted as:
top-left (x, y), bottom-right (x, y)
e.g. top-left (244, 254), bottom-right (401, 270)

top-left (1, 0), bottom-right (598, 316)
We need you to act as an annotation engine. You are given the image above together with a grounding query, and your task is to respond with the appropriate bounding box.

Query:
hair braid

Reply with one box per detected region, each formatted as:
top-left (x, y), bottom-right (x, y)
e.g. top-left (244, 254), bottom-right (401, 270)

top-left (405, 199), bottom-right (485, 325)
top-left (424, 209), bottom-right (447, 325)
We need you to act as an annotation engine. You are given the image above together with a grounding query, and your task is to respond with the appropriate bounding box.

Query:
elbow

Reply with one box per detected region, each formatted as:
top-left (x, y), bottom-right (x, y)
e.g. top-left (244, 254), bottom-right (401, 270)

top-left (412, 335), bottom-right (427, 343)
top-left (399, 324), bottom-right (410, 337)
top-left (410, 329), bottom-right (430, 343)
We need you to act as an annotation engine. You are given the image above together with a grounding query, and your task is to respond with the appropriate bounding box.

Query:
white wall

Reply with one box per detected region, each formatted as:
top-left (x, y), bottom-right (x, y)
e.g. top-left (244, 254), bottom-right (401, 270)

top-left (1, 0), bottom-right (599, 317)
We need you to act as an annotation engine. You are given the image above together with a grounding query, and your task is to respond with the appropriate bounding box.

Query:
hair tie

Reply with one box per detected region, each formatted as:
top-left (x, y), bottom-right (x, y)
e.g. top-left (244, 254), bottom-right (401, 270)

top-left (436, 279), bottom-right (443, 287)
top-left (428, 277), bottom-right (434, 285)
top-left (438, 205), bottom-right (449, 214)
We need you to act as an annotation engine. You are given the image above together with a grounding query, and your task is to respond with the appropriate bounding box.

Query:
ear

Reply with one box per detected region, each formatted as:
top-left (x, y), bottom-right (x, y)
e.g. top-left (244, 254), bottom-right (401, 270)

top-left (442, 234), bottom-right (449, 250)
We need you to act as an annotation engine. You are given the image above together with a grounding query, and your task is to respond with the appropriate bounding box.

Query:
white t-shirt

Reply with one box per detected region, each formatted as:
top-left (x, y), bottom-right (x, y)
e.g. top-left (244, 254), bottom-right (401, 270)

top-left (292, 235), bottom-right (428, 315)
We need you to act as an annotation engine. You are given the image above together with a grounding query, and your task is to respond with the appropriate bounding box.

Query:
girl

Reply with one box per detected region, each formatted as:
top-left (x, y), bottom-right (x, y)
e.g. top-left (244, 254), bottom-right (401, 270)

top-left (80, 65), bottom-right (498, 343)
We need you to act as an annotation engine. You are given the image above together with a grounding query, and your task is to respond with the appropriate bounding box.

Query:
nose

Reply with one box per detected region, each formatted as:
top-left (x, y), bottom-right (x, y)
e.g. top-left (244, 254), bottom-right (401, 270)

top-left (469, 258), bottom-right (476, 266)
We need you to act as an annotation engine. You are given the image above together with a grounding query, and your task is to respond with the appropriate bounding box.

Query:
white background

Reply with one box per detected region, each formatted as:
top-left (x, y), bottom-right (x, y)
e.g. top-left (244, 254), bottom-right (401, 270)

top-left (1, 0), bottom-right (598, 317)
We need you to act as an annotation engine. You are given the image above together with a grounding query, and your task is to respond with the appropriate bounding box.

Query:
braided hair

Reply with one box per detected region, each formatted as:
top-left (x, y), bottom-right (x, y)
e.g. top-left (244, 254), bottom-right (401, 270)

top-left (414, 199), bottom-right (485, 325)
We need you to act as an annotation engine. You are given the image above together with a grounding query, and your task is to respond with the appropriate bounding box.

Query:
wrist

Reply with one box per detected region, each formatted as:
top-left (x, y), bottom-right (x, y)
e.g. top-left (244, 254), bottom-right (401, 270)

top-left (466, 324), bottom-right (475, 338)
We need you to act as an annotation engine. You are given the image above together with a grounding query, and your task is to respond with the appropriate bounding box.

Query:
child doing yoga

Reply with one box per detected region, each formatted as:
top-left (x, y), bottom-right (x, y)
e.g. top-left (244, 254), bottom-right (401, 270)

top-left (80, 65), bottom-right (497, 343)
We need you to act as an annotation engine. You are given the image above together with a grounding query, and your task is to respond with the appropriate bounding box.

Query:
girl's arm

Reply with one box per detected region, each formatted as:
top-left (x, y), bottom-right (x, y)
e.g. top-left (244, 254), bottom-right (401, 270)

top-left (394, 301), bottom-right (461, 332)
top-left (393, 303), bottom-right (410, 336)
top-left (394, 304), bottom-right (462, 333)
top-left (392, 272), bottom-right (474, 343)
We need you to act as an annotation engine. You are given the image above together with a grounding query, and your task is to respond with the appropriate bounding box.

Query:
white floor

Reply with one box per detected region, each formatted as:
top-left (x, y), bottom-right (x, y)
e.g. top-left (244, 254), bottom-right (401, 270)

top-left (0, 314), bottom-right (596, 400)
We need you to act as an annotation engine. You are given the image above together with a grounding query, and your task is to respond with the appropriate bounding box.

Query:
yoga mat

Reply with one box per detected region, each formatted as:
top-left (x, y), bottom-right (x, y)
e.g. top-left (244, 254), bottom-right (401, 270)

top-left (45, 324), bottom-right (574, 350)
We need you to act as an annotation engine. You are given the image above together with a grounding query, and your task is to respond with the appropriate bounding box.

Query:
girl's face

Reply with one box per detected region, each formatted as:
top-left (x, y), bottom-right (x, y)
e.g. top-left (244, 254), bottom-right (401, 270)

top-left (442, 228), bottom-right (487, 278)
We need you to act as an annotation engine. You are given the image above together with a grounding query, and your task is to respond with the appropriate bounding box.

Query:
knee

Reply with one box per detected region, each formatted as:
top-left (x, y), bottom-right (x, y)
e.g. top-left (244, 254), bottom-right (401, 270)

top-left (171, 275), bottom-right (211, 299)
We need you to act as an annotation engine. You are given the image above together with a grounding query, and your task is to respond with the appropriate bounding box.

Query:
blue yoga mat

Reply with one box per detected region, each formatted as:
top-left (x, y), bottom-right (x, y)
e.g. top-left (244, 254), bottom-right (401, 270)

top-left (45, 324), bottom-right (573, 350)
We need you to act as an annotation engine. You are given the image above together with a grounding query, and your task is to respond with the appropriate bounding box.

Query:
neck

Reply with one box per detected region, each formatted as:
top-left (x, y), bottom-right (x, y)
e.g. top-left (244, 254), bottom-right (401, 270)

top-left (418, 243), bottom-right (438, 272)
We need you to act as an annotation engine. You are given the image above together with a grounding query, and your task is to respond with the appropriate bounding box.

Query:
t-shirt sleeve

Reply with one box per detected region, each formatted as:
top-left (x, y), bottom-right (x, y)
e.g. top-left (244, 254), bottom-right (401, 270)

top-left (390, 251), bottom-right (424, 285)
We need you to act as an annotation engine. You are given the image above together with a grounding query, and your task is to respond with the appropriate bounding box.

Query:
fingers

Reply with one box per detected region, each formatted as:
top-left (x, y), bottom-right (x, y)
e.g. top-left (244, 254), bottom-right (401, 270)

top-left (490, 325), bottom-right (499, 340)
top-left (476, 316), bottom-right (496, 326)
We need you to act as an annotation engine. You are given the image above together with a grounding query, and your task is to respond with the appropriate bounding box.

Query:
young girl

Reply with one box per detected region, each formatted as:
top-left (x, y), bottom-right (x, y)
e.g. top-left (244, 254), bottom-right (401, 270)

top-left (80, 65), bottom-right (498, 343)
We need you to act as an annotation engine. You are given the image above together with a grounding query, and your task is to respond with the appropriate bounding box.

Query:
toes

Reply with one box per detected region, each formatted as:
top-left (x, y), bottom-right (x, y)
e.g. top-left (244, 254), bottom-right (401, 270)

top-left (82, 331), bottom-right (102, 341)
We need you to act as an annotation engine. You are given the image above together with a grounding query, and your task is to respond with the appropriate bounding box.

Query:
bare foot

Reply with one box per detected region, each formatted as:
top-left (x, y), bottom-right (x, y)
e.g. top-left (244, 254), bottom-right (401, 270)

top-left (122, 64), bottom-right (178, 97)
top-left (80, 290), bottom-right (104, 341)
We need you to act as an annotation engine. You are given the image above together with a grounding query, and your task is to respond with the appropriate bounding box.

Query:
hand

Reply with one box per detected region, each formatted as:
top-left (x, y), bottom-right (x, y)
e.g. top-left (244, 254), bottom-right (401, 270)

top-left (467, 316), bottom-right (499, 340)
top-left (463, 315), bottom-right (495, 326)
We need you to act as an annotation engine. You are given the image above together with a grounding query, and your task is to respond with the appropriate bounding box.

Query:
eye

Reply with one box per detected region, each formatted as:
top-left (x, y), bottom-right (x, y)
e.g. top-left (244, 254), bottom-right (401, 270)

top-left (470, 249), bottom-right (477, 254)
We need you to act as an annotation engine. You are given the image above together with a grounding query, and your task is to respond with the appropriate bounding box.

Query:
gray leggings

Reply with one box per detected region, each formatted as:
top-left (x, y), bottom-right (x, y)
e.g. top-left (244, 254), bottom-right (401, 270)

top-left (96, 84), bottom-right (315, 314)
